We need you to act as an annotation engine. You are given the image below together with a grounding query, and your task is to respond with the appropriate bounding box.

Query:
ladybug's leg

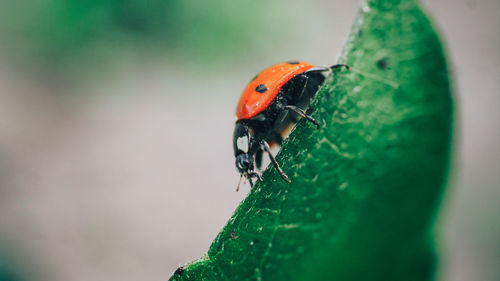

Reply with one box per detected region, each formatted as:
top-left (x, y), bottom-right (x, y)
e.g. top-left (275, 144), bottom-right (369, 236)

top-left (261, 140), bottom-right (291, 184)
top-left (255, 148), bottom-right (263, 170)
top-left (255, 132), bottom-right (282, 171)
top-left (246, 172), bottom-right (262, 188)
top-left (285, 105), bottom-right (320, 129)
top-left (248, 172), bottom-right (262, 181)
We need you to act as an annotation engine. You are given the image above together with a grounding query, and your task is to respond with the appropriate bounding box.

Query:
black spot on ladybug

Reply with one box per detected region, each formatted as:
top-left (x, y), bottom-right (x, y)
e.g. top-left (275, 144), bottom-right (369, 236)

top-left (174, 266), bottom-right (185, 275)
top-left (250, 74), bottom-right (258, 82)
top-left (287, 60), bottom-right (300, 65)
top-left (377, 58), bottom-right (389, 70)
top-left (256, 84), bottom-right (268, 93)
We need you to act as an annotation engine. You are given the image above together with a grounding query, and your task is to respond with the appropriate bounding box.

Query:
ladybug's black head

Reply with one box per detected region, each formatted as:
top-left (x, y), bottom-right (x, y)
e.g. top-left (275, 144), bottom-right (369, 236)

top-left (235, 154), bottom-right (253, 174)
top-left (233, 122), bottom-right (263, 191)
top-left (233, 122), bottom-right (254, 175)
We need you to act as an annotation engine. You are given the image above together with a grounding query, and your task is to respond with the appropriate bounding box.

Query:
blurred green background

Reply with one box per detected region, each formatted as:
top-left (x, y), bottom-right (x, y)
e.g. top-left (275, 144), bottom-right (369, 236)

top-left (0, 0), bottom-right (339, 84)
top-left (0, 0), bottom-right (498, 281)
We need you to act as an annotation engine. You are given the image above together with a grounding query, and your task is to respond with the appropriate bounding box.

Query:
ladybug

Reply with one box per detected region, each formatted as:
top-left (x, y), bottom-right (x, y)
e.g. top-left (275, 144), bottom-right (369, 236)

top-left (233, 60), bottom-right (348, 190)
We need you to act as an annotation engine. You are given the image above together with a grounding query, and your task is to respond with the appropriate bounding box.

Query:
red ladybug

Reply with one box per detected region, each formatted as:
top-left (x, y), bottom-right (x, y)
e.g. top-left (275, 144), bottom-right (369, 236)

top-left (233, 60), bottom-right (348, 190)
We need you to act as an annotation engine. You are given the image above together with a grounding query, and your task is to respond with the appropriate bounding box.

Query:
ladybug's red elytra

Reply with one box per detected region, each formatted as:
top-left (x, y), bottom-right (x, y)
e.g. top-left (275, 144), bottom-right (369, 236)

top-left (233, 60), bottom-right (349, 190)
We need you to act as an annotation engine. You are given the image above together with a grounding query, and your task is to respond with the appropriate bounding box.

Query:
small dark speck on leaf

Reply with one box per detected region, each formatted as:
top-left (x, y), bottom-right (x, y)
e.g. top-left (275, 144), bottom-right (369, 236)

top-left (377, 58), bottom-right (389, 70)
top-left (231, 230), bottom-right (238, 240)
top-left (325, 92), bottom-right (331, 101)
top-left (174, 266), bottom-right (185, 275)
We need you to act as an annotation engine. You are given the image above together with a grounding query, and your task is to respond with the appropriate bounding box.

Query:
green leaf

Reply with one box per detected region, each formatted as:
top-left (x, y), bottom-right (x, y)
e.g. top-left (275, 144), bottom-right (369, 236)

top-left (169, 0), bottom-right (453, 280)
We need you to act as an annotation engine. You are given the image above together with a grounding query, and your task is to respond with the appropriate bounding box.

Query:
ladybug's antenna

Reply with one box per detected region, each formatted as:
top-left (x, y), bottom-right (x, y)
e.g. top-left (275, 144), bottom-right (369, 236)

top-left (236, 174), bottom-right (243, 192)
top-left (304, 67), bottom-right (330, 74)
top-left (237, 172), bottom-right (262, 192)
top-left (330, 64), bottom-right (350, 71)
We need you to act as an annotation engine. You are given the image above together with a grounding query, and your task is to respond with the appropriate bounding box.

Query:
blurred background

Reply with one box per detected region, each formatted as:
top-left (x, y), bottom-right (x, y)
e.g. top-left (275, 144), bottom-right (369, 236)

top-left (0, 0), bottom-right (498, 280)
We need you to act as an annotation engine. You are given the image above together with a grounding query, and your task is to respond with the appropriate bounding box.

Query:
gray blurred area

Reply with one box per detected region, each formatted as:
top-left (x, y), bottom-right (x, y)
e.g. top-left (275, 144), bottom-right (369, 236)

top-left (0, 0), bottom-right (498, 280)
